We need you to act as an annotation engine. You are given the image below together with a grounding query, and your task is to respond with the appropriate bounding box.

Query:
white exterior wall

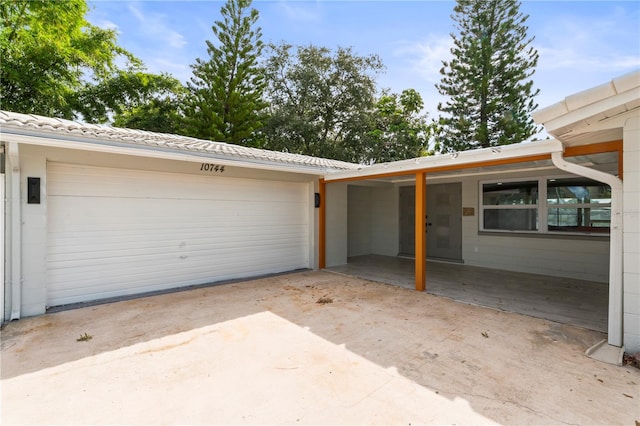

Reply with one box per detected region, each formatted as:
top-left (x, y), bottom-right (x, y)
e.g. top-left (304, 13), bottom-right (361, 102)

top-left (371, 186), bottom-right (399, 256)
top-left (347, 186), bottom-right (371, 256)
top-left (8, 143), bottom-right (320, 317)
top-left (1, 171), bottom-right (4, 322)
top-left (456, 171), bottom-right (610, 283)
top-left (19, 149), bottom-right (48, 316)
top-left (347, 184), bottom-right (398, 258)
top-left (623, 116), bottom-right (640, 352)
top-left (325, 182), bottom-right (348, 267)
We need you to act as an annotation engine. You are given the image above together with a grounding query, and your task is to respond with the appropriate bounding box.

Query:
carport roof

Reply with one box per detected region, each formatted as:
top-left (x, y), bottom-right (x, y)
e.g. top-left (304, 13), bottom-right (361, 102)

top-left (0, 110), bottom-right (359, 174)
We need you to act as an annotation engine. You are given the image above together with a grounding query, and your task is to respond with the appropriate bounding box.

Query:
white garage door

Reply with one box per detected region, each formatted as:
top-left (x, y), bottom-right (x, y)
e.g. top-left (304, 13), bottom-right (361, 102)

top-left (47, 162), bottom-right (310, 306)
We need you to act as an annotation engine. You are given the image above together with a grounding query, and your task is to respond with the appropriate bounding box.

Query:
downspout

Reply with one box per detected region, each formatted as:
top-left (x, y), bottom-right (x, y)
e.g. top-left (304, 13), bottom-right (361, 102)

top-left (7, 142), bottom-right (21, 321)
top-left (551, 150), bottom-right (623, 348)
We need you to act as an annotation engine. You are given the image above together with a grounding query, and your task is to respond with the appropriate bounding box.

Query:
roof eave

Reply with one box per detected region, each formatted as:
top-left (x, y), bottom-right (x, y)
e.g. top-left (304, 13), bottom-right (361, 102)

top-left (0, 128), bottom-right (343, 177)
top-left (323, 139), bottom-right (565, 182)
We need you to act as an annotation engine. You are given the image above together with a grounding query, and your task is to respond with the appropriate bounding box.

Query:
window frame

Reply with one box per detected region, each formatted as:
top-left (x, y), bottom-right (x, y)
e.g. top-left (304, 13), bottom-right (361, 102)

top-left (479, 175), bottom-right (611, 236)
top-left (479, 177), bottom-right (541, 233)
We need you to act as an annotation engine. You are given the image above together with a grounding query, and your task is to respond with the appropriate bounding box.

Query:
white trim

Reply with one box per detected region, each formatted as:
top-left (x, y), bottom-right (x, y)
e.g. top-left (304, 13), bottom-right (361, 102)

top-left (324, 139), bottom-right (565, 182)
top-left (0, 132), bottom-right (330, 177)
top-left (543, 88), bottom-right (640, 135)
top-left (7, 142), bottom-right (20, 320)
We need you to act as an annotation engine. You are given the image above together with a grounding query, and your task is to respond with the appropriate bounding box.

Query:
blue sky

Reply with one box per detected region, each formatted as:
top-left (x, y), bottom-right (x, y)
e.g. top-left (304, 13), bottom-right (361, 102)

top-left (88, 0), bottom-right (640, 120)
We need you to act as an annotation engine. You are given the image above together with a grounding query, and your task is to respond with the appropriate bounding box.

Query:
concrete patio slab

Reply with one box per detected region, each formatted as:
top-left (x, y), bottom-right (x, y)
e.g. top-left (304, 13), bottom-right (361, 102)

top-left (327, 254), bottom-right (608, 332)
top-left (2, 271), bottom-right (638, 425)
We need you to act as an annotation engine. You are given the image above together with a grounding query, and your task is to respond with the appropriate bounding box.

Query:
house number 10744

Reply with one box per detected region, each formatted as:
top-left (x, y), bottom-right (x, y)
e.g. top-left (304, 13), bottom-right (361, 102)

top-left (200, 163), bottom-right (225, 173)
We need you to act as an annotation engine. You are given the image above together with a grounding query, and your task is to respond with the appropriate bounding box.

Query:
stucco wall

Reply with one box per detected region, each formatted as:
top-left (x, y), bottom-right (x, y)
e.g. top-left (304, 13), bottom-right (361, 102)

top-left (623, 116), bottom-right (640, 352)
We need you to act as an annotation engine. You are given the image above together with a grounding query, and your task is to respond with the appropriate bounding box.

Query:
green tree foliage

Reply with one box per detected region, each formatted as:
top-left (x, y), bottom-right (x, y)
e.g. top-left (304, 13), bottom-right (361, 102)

top-left (436, 0), bottom-right (540, 152)
top-left (0, 0), bottom-right (169, 122)
top-left (186, 0), bottom-right (266, 145)
top-left (262, 43), bottom-right (383, 163)
top-left (111, 75), bottom-right (187, 134)
top-left (367, 89), bottom-right (431, 163)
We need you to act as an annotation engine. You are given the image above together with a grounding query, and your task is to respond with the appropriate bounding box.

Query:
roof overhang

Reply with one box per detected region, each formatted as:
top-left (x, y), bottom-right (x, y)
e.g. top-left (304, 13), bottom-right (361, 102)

top-left (324, 139), bottom-right (565, 182)
top-left (533, 70), bottom-right (640, 146)
top-left (1, 129), bottom-right (333, 177)
top-left (0, 110), bottom-right (358, 177)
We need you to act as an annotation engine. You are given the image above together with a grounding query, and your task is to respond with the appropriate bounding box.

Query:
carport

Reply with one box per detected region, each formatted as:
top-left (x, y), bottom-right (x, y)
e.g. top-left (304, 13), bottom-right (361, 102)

top-left (319, 139), bottom-right (623, 353)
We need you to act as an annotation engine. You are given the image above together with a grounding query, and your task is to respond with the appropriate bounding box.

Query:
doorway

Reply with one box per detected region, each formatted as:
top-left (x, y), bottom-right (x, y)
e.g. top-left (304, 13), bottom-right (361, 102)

top-left (399, 183), bottom-right (462, 261)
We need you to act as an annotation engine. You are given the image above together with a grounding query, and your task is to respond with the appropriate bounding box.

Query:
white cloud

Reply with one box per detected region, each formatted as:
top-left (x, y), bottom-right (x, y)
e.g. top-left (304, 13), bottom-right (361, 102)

top-left (94, 19), bottom-right (119, 32)
top-left (275, 0), bottom-right (322, 22)
top-left (127, 3), bottom-right (187, 49)
top-left (393, 35), bottom-right (453, 84)
top-left (151, 58), bottom-right (192, 82)
top-left (534, 6), bottom-right (640, 73)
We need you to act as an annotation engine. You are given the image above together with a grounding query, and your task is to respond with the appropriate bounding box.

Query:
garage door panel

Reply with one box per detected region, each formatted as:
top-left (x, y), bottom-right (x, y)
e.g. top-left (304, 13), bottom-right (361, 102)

top-left (49, 198), bottom-right (308, 231)
top-left (49, 164), bottom-right (306, 203)
top-left (47, 163), bottom-right (310, 306)
top-left (49, 250), bottom-right (308, 302)
top-left (48, 233), bottom-right (308, 268)
top-left (48, 228), bottom-right (308, 257)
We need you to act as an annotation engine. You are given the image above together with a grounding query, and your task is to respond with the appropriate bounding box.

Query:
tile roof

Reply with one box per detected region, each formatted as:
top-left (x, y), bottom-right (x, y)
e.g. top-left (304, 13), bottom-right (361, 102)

top-left (0, 110), bottom-right (359, 172)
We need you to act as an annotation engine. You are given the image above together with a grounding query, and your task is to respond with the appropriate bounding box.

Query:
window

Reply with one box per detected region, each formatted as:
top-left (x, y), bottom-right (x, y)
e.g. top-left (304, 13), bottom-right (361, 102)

top-left (481, 181), bottom-right (538, 231)
top-left (546, 177), bottom-right (611, 233)
top-left (480, 177), bottom-right (610, 235)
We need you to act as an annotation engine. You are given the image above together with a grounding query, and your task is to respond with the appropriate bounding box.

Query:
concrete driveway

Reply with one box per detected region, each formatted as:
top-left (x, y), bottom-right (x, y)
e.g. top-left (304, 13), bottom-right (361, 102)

top-left (2, 271), bottom-right (638, 425)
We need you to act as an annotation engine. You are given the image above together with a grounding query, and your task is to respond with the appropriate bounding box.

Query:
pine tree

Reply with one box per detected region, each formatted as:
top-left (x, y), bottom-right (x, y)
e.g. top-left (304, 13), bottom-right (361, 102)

top-left (186, 0), bottom-right (266, 145)
top-left (436, 0), bottom-right (540, 152)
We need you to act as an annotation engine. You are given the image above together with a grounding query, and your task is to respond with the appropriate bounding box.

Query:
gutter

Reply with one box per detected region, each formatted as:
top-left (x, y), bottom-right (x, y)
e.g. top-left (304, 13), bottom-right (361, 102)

top-left (551, 151), bottom-right (624, 349)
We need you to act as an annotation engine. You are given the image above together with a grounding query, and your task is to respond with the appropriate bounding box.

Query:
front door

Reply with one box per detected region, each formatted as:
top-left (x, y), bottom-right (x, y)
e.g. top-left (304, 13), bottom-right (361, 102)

top-left (398, 183), bottom-right (462, 261)
top-left (426, 183), bottom-right (462, 261)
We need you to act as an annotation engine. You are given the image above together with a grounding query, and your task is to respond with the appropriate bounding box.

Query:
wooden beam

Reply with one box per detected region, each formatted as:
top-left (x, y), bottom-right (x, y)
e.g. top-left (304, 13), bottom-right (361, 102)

top-left (415, 172), bottom-right (426, 292)
top-left (564, 140), bottom-right (622, 156)
top-left (318, 178), bottom-right (326, 269)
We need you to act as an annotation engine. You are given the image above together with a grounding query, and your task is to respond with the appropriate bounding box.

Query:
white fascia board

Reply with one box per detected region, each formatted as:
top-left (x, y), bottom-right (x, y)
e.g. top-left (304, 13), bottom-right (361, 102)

top-left (0, 131), bottom-right (328, 177)
top-left (543, 89), bottom-right (640, 136)
top-left (323, 139), bottom-right (564, 182)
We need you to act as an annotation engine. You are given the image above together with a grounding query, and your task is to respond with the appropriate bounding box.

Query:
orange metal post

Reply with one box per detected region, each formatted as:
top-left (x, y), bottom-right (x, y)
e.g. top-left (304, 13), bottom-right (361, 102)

top-left (319, 178), bottom-right (326, 269)
top-left (415, 172), bottom-right (426, 291)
